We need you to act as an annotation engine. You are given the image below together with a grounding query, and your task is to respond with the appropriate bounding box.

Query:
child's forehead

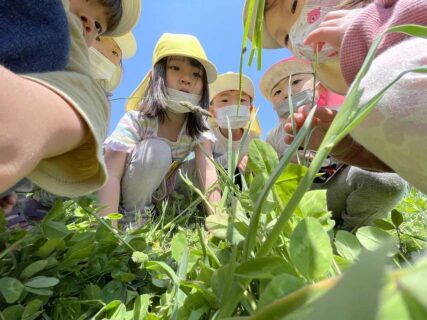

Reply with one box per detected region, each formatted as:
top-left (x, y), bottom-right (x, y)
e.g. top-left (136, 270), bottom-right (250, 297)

top-left (273, 72), bottom-right (313, 90)
top-left (217, 90), bottom-right (251, 98)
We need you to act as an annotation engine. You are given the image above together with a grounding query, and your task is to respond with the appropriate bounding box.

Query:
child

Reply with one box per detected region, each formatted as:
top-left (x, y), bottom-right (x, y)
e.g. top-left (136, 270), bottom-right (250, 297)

top-left (0, 0), bottom-right (140, 214)
top-left (208, 72), bottom-right (261, 174)
top-left (245, 0), bottom-right (427, 194)
top-left (98, 33), bottom-right (221, 227)
top-left (260, 57), bottom-right (407, 228)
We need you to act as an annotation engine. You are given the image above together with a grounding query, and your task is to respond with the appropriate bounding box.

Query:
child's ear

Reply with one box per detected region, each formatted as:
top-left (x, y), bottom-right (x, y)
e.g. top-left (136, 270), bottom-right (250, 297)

top-left (208, 104), bottom-right (216, 117)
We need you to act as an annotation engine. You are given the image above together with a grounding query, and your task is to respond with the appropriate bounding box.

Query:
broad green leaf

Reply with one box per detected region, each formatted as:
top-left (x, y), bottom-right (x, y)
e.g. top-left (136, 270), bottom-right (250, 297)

top-left (42, 200), bottom-right (64, 222)
top-left (42, 221), bottom-right (70, 239)
top-left (259, 274), bottom-right (306, 308)
top-left (275, 164), bottom-right (308, 202)
top-left (397, 266), bottom-right (427, 314)
top-left (0, 277), bottom-right (24, 303)
top-left (133, 294), bottom-right (151, 320)
top-left (24, 286), bottom-right (53, 296)
top-left (22, 299), bottom-right (43, 320)
top-left (235, 257), bottom-right (291, 279)
top-left (391, 209), bottom-right (404, 228)
top-left (24, 276), bottom-right (59, 288)
top-left (100, 281), bottom-right (124, 304)
top-left (1, 305), bottom-right (24, 320)
top-left (36, 238), bottom-right (65, 258)
top-left (146, 261), bottom-right (180, 285)
top-left (249, 175), bottom-right (276, 214)
top-left (205, 214), bottom-right (245, 245)
top-left (112, 270), bottom-right (136, 282)
top-left (93, 300), bottom-right (122, 319)
top-left (82, 284), bottom-right (101, 300)
top-left (298, 190), bottom-right (334, 231)
top-left (289, 218), bottom-right (333, 280)
top-left (171, 232), bottom-right (187, 263)
top-left (379, 282), bottom-right (413, 320)
top-left (110, 303), bottom-right (127, 320)
top-left (20, 260), bottom-right (48, 279)
top-left (334, 231), bottom-right (361, 262)
top-left (247, 139), bottom-right (279, 175)
top-left (356, 226), bottom-right (397, 255)
top-left (373, 219), bottom-right (395, 231)
top-left (107, 213), bottom-right (123, 220)
top-left (301, 245), bottom-right (392, 320)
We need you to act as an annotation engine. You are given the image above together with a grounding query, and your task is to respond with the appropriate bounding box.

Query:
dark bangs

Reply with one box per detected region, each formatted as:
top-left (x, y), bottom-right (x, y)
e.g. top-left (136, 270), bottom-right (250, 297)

top-left (98, 0), bottom-right (123, 33)
top-left (140, 56), bottom-right (210, 139)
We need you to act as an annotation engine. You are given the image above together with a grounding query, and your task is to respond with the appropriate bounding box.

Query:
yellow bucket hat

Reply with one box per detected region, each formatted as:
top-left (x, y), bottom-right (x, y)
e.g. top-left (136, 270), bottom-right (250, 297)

top-left (208, 72), bottom-right (261, 137)
top-left (105, 0), bottom-right (142, 37)
top-left (114, 32), bottom-right (137, 59)
top-left (126, 33), bottom-right (217, 112)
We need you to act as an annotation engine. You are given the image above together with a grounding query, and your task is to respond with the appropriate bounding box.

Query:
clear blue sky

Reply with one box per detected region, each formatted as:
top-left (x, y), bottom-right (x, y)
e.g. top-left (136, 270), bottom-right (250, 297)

top-left (110, 0), bottom-right (292, 139)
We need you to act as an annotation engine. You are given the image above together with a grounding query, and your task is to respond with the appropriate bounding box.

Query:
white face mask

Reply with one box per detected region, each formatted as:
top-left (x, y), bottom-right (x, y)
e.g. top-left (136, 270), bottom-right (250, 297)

top-left (166, 88), bottom-right (202, 113)
top-left (216, 105), bottom-right (251, 129)
top-left (289, 1), bottom-right (338, 62)
top-left (89, 47), bottom-right (119, 81)
top-left (274, 89), bottom-right (314, 118)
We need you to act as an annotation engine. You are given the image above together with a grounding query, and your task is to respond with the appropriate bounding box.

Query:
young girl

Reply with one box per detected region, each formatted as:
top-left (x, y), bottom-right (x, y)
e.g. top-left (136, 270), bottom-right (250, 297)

top-left (245, 0), bottom-right (427, 194)
top-left (0, 0), bottom-right (141, 212)
top-left (98, 33), bottom-right (221, 227)
top-left (208, 72), bottom-right (261, 173)
top-left (260, 57), bottom-right (407, 228)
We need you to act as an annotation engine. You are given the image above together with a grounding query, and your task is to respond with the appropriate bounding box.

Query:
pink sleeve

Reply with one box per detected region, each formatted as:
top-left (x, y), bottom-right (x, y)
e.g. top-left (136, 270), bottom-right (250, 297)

top-left (340, 0), bottom-right (427, 85)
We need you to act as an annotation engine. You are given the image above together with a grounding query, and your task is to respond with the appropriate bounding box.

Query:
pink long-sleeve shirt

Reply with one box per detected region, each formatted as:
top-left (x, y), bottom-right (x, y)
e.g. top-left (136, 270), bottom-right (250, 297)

top-left (340, 0), bottom-right (427, 85)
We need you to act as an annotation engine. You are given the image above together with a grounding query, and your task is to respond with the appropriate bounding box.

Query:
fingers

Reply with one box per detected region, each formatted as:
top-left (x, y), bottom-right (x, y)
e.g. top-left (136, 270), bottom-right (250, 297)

top-left (304, 26), bottom-right (340, 48)
top-left (0, 192), bottom-right (17, 215)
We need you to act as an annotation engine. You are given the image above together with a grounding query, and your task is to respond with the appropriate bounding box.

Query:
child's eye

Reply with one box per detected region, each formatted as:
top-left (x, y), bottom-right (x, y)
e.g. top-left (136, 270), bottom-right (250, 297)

top-left (241, 98), bottom-right (248, 103)
top-left (193, 72), bottom-right (202, 78)
top-left (291, 0), bottom-right (298, 14)
top-left (169, 65), bottom-right (180, 71)
top-left (273, 89), bottom-right (282, 96)
top-left (292, 79), bottom-right (302, 86)
top-left (284, 35), bottom-right (289, 47)
top-left (220, 99), bottom-right (228, 103)
top-left (112, 50), bottom-right (119, 57)
top-left (95, 21), bottom-right (103, 35)
top-left (95, 36), bottom-right (101, 42)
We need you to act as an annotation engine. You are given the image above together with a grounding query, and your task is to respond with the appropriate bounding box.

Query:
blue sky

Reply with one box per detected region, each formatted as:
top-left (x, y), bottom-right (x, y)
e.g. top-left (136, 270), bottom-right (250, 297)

top-left (110, 0), bottom-right (292, 138)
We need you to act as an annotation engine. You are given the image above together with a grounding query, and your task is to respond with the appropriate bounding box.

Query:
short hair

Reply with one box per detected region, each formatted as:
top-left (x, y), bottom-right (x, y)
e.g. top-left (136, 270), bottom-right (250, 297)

top-left (98, 0), bottom-right (123, 34)
top-left (140, 56), bottom-right (210, 139)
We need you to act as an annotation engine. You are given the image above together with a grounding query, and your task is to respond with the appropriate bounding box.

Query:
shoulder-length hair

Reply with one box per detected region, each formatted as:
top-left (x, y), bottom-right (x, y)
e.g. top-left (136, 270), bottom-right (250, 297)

top-left (140, 56), bottom-right (210, 139)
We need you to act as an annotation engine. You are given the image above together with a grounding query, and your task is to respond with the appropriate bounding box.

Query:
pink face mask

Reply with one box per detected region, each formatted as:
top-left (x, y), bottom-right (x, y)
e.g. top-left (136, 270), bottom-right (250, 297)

top-left (289, 1), bottom-right (338, 62)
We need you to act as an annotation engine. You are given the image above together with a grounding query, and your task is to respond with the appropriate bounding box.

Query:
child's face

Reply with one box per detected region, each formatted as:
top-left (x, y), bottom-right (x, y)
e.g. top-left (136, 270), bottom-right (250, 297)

top-left (270, 73), bottom-right (315, 107)
top-left (92, 37), bottom-right (122, 65)
top-left (264, 0), bottom-right (304, 48)
top-left (69, 0), bottom-right (109, 46)
top-left (210, 90), bottom-right (252, 118)
top-left (166, 56), bottom-right (204, 96)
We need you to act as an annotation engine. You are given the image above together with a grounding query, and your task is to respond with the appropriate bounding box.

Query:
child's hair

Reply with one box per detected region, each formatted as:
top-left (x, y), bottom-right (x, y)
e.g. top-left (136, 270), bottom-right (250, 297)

top-left (141, 57), bottom-right (210, 139)
top-left (98, 0), bottom-right (123, 33)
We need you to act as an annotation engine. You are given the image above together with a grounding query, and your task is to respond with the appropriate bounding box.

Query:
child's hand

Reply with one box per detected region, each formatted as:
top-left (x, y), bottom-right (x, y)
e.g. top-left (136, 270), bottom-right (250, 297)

top-left (284, 105), bottom-right (337, 151)
top-left (0, 192), bottom-right (18, 215)
top-left (304, 10), bottom-right (361, 52)
top-left (238, 155), bottom-right (248, 173)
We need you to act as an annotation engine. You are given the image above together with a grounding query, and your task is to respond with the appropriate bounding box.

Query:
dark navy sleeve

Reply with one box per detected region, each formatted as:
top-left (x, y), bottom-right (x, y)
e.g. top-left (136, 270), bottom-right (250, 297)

top-left (0, 0), bottom-right (70, 73)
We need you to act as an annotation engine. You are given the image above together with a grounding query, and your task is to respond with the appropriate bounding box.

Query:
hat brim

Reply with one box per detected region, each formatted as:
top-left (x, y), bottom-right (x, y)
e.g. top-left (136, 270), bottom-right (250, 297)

top-left (260, 60), bottom-right (313, 100)
top-left (209, 72), bottom-right (255, 102)
top-left (105, 0), bottom-right (141, 37)
top-left (126, 72), bottom-right (150, 112)
top-left (242, 0), bottom-right (282, 49)
top-left (114, 32), bottom-right (137, 59)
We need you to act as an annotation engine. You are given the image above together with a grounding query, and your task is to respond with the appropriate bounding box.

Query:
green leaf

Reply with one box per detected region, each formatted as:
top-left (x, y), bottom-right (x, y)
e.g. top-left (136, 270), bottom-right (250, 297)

top-left (247, 139), bottom-right (279, 175)
top-left (22, 299), bottom-right (43, 320)
top-left (205, 214), bottom-right (245, 245)
top-left (133, 294), bottom-right (150, 320)
top-left (235, 257), bottom-right (290, 279)
top-left (93, 300), bottom-right (122, 319)
top-left (107, 213), bottom-right (123, 220)
top-left (299, 245), bottom-right (392, 320)
top-left (334, 231), bottom-right (361, 262)
top-left (1, 305), bottom-right (24, 320)
top-left (356, 226), bottom-right (397, 255)
top-left (171, 232), bottom-right (187, 263)
top-left (24, 286), bottom-right (53, 296)
top-left (373, 219), bottom-right (396, 231)
top-left (110, 303), bottom-right (127, 320)
top-left (249, 175), bottom-right (276, 214)
top-left (42, 221), bottom-right (70, 239)
top-left (391, 209), bottom-right (404, 228)
top-left (0, 277), bottom-right (24, 303)
top-left (24, 276), bottom-right (59, 288)
top-left (275, 164), bottom-right (309, 202)
top-left (36, 238), bottom-right (65, 258)
top-left (298, 190), bottom-right (334, 231)
top-left (82, 284), bottom-right (101, 300)
top-left (259, 274), bottom-right (306, 308)
top-left (289, 218), bottom-right (333, 280)
top-left (20, 260), bottom-right (48, 279)
top-left (112, 270), bottom-right (136, 283)
top-left (100, 281), bottom-right (124, 304)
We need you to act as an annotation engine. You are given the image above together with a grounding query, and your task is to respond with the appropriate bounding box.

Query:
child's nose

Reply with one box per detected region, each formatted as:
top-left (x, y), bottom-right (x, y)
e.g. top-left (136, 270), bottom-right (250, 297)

top-left (180, 74), bottom-right (191, 85)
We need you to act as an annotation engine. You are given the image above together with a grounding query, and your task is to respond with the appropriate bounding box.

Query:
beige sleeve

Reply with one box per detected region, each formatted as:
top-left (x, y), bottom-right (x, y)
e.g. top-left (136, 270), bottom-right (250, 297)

top-left (23, 1), bottom-right (109, 197)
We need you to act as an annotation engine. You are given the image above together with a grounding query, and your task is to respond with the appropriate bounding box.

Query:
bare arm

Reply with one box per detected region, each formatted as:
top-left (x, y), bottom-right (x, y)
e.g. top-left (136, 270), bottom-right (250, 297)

top-left (0, 66), bottom-right (88, 191)
top-left (194, 140), bottom-right (221, 215)
top-left (97, 148), bottom-right (128, 217)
